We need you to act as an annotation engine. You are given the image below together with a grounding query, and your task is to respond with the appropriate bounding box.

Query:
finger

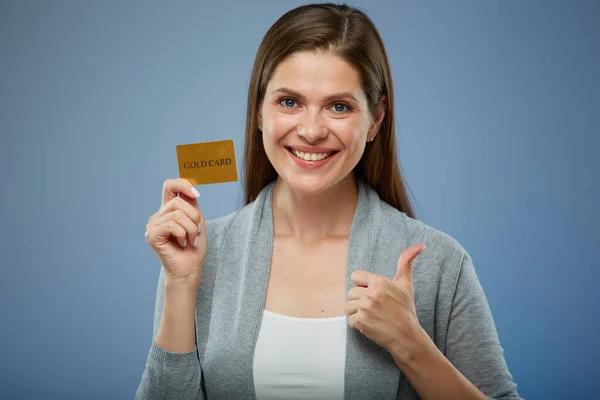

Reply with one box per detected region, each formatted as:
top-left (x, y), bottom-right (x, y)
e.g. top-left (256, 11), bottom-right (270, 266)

top-left (151, 220), bottom-right (188, 248)
top-left (347, 313), bottom-right (360, 331)
top-left (347, 286), bottom-right (368, 301)
top-left (350, 270), bottom-right (376, 287)
top-left (196, 206), bottom-right (206, 238)
top-left (178, 187), bottom-right (201, 213)
top-left (162, 178), bottom-right (200, 206)
top-left (160, 197), bottom-right (203, 246)
top-left (345, 300), bottom-right (361, 315)
top-left (191, 207), bottom-right (206, 250)
top-left (153, 210), bottom-right (199, 248)
top-left (157, 197), bottom-right (202, 226)
top-left (393, 244), bottom-right (426, 283)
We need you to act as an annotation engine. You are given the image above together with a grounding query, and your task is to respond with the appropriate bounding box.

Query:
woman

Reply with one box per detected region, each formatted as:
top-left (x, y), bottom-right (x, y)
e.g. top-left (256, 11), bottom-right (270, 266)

top-left (137, 4), bottom-right (521, 400)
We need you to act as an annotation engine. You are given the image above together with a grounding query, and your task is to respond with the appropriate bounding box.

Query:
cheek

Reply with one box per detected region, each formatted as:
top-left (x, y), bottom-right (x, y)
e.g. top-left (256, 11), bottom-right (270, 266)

top-left (261, 105), bottom-right (295, 137)
top-left (330, 118), bottom-right (367, 150)
top-left (260, 112), bottom-right (289, 157)
top-left (259, 107), bottom-right (281, 155)
top-left (270, 114), bottom-right (298, 140)
top-left (350, 138), bottom-right (367, 164)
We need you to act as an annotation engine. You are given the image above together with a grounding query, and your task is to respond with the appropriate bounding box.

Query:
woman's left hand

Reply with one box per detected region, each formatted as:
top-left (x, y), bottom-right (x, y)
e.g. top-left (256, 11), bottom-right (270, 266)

top-left (346, 244), bottom-right (430, 364)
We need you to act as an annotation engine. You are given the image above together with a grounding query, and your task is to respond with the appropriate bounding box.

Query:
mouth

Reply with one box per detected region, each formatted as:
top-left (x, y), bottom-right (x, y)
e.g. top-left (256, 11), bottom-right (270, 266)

top-left (285, 146), bottom-right (339, 162)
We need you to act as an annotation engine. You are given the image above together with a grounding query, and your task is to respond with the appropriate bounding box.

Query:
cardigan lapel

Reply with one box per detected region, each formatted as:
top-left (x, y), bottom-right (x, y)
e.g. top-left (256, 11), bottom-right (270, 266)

top-left (241, 181), bottom-right (276, 399)
top-left (202, 181), bottom-right (276, 400)
top-left (344, 181), bottom-right (407, 400)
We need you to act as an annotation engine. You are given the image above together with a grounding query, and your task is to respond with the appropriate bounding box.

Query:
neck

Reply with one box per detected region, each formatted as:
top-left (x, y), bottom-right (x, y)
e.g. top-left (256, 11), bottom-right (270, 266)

top-left (272, 174), bottom-right (359, 240)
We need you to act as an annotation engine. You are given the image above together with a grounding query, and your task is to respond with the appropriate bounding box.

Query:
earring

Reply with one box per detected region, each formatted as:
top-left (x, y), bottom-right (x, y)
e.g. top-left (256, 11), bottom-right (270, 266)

top-left (369, 136), bottom-right (375, 142)
top-left (258, 125), bottom-right (262, 131)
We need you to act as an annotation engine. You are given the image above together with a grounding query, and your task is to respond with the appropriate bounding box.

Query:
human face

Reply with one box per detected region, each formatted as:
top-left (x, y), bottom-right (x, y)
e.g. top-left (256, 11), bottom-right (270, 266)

top-left (259, 50), bottom-right (383, 195)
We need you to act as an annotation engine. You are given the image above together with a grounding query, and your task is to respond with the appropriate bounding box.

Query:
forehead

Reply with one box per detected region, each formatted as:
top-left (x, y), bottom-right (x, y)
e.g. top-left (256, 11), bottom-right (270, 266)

top-left (267, 50), bottom-right (364, 98)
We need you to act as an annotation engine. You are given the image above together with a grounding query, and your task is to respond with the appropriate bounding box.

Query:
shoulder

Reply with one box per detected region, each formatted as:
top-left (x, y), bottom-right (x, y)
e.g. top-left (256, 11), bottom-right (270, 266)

top-left (202, 181), bottom-right (275, 266)
top-left (204, 202), bottom-right (254, 250)
top-left (376, 200), bottom-right (475, 312)
top-left (198, 204), bottom-right (253, 284)
top-left (378, 200), bottom-right (468, 272)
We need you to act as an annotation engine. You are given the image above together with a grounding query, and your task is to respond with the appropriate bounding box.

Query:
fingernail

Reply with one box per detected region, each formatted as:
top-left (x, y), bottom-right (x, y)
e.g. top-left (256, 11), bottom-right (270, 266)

top-left (191, 187), bottom-right (200, 198)
top-left (197, 223), bottom-right (203, 235)
top-left (194, 235), bottom-right (199, 247)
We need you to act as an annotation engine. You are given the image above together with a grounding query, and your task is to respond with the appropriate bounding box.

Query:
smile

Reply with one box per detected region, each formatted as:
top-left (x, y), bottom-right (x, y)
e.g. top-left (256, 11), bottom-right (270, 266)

top-left (286, 147), bottom-right (337, 162)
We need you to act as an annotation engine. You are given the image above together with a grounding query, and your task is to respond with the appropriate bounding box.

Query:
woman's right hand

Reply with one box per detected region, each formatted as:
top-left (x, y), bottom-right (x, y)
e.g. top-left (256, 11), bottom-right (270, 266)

top-left (145, 178), bottom-right (206, 287)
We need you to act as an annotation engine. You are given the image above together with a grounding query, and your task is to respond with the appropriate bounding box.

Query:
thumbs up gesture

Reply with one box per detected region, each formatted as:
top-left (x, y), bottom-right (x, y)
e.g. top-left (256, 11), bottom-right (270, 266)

top-left (346, 244), bottom-right (430, 364)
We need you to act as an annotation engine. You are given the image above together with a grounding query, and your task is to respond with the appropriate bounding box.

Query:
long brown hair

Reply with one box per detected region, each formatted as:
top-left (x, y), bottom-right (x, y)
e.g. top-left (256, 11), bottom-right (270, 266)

top-left (243, 3), bottom-right (415, 218)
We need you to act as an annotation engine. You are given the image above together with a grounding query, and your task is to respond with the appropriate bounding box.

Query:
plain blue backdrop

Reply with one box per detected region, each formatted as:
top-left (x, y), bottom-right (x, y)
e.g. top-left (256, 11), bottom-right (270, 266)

top-left (1, 1), bottom-right (598, 399)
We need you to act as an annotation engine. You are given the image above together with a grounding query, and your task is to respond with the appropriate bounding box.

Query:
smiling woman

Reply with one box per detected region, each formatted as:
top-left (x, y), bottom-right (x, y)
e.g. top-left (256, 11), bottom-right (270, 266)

top-left (258, 51), bottom-right (381, 194)
top-left (243, 5), bottom-right (412, 214)
top-left (137, 3), bottom-right (522, 400)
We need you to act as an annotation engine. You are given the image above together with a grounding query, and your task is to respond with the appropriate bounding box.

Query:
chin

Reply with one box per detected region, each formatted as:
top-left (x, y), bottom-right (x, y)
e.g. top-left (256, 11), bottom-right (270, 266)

top-left (279, 171), bottom-right (352, 196)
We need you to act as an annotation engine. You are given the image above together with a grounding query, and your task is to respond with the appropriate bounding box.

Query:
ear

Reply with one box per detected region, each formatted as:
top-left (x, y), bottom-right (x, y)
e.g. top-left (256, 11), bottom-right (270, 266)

top-left (257, 113), bottom-right (263, 131)
top-left (368, 95), bottom-right (386, 141)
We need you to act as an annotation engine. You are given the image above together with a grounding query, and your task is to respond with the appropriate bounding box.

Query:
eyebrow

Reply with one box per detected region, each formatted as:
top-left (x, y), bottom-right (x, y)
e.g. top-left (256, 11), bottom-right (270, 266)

top-left (270, 87), bottom-right (359, 104)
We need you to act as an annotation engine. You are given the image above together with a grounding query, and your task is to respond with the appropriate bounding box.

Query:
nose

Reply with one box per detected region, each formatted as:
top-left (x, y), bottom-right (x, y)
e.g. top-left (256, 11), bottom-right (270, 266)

top-left (297, 110), bottom-right (328, 143)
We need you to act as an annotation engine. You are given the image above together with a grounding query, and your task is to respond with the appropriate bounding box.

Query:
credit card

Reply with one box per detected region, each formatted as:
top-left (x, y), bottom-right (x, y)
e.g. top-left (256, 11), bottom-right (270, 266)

top-left (176, 139), bottom-right (238, 185)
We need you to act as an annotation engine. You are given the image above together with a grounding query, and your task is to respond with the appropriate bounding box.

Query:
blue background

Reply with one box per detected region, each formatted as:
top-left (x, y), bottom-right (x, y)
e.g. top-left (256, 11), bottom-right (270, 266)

top-left (1, 1), bottom-right (598, 399)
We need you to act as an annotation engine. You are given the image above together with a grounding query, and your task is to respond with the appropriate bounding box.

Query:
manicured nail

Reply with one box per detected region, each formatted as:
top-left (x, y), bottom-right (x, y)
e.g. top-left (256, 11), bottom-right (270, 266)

top-left (191, 187), bottom-right (200, 198)
top-left (194, 235), bottom-right (199, 247)
top-left (197, 223), bottom-right (203, 235)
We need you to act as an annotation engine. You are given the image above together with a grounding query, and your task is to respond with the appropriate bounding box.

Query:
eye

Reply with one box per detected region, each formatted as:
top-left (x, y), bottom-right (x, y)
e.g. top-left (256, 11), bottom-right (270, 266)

top-left (280, 98), bottom-right (298, 108)
top-left (331, 103), bottom-right (350, 113)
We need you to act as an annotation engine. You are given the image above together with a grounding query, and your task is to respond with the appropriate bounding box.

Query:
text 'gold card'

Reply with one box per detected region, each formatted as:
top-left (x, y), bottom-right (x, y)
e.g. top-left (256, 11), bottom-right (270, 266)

top-left (176, 140), bottom-right (238, 186)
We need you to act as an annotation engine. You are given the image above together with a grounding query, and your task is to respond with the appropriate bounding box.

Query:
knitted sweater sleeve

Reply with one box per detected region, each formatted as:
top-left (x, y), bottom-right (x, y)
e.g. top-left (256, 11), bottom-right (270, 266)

top-left (445, 252), bottom-right (522, 400)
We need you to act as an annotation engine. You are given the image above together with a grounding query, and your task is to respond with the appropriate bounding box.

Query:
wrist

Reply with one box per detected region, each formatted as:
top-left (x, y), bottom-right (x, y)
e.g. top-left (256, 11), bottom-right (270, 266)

top-left (163, 279), bottom-right (198, 315)
top-left (391, 326), bottom-right (436, 369)
top-left (164, 271), bottom-right (201, 292)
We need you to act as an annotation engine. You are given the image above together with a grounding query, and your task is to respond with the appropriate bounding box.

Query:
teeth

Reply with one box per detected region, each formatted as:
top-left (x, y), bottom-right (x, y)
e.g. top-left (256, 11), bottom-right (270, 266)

top-left (290, 148), bottom-right (333, 161)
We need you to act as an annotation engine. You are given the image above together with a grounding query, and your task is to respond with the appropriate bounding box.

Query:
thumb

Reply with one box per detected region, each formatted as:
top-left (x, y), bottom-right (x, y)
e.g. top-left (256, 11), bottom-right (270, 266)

top-left (393, 244), bottom-right (426, 283)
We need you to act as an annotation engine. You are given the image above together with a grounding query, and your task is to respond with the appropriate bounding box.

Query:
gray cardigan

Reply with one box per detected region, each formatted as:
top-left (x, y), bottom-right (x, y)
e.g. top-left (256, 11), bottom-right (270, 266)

top-left (136, 180), bottom-right (521, 399)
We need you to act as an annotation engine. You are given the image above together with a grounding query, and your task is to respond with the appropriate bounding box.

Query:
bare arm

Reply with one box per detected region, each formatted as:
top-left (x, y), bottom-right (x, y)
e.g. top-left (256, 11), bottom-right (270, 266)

top-left (393, 333), bottom-right (487, 400)
top-left (154, 276), bottom-right (199, 353)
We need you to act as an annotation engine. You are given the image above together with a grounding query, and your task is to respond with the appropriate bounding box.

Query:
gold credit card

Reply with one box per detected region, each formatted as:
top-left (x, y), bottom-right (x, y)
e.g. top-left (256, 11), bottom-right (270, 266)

top-left (176, 140), bottom-right (238, 185)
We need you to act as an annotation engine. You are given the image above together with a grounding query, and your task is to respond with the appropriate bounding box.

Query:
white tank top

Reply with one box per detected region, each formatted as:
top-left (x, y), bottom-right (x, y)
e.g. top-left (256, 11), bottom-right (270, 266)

top-left (253, 310), bottom-right (348, 400)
